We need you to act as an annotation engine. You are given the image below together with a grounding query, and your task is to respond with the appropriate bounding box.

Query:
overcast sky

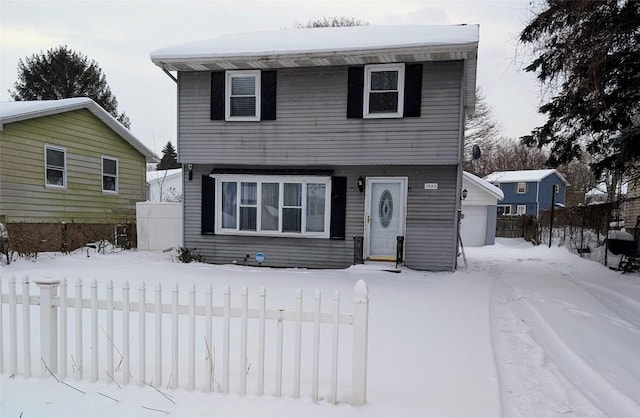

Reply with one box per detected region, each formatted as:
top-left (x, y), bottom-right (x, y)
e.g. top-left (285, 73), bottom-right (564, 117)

top-left (1, 0), bottom-right (546, 156)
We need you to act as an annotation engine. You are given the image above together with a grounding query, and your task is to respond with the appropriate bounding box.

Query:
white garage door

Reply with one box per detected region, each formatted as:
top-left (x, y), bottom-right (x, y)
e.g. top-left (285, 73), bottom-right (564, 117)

top-left (461, 205), bottom-right (487, 247)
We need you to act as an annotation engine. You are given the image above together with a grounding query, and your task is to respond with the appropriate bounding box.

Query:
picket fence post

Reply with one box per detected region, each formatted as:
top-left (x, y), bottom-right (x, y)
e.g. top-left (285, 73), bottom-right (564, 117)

top-left (351, 279), bottom-right (369, 406)
top-left (23, 278), bottom-right (32, 378)
top-left (35, 279), bottom-right (60, 376)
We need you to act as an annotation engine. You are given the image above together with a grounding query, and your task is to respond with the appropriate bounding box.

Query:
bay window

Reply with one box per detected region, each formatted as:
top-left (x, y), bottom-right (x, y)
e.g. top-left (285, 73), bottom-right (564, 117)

top-left (216, 175), bottom-right (331, 237)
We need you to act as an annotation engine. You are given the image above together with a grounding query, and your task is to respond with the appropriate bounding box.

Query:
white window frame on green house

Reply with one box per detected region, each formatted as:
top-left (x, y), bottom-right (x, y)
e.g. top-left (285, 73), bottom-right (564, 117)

top-left (214, 175), bottom-right (332, 238)
top-left (225, 70), bottom-right (261, 121)
top-left (102, 156), bottom-right (118, 193)
top-left (44, 145), bottom-right (66, 189)
top-left (516, 182), bottom-right (527, 194)
top-left (363, 63), bottom-right (405, 119)
top-left (516, 205), bottom-right (527, 215)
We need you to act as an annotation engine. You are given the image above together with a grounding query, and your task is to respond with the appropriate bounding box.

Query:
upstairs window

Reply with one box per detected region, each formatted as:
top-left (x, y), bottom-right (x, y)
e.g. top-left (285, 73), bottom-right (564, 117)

top-left (102, 157), bottom-right (118, 193)
top-left (516, 182), bottom-right (527, 194)
top-left (364, 64), bottom-right (405, 118)
top-left (45, 145), bottom-right (66, 188)
top-left (225, 70), bottom-right (261, 121)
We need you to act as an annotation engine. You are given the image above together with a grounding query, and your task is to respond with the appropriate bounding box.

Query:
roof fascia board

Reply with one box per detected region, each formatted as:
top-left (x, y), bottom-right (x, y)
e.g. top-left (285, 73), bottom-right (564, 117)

top-left (152, 42), bottom-right (478, 67)
top-left (1, 100), bottom-right (157, 162)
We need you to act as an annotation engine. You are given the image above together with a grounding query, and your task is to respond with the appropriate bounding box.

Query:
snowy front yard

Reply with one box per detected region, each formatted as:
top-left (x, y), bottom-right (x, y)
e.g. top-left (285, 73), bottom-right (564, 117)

top-left (1, 239), bottom-right (639, 417)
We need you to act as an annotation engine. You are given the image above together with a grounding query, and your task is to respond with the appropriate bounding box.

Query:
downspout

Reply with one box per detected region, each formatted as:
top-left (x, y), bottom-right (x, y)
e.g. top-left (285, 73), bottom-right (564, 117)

top-left (454, 59), bottom-right (467, 270)
top-left (161, 63), bottom-right (178, 83)
top-left (536, 182), bottom-right (540, 218)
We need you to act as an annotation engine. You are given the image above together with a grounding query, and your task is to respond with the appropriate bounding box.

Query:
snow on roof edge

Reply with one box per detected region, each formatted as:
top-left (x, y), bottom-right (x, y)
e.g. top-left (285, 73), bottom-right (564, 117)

top-left (151, 24), bottom-right (479, 61)
top-left (484, 169), bottom-right (568, 185)
top-left (463, 171), bottom-right (504, 200)
top-left (147, 168), bottom-right (183, 183)
top-left (0, 98), bottom-right (157, 162)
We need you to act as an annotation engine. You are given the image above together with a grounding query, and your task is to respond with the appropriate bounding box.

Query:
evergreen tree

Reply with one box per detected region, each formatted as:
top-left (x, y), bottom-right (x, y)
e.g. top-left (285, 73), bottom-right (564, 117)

top-left (156, 141), bottom-right (180, 170)
top-left (10, 45), bottom-right (131, 128)
top-left (519, 0), bottom-right (640, 179)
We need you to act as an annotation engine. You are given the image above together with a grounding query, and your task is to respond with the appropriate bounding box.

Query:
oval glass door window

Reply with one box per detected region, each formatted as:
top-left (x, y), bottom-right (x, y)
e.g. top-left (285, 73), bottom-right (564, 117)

top-left (379, 190), bottom-right (393, 228)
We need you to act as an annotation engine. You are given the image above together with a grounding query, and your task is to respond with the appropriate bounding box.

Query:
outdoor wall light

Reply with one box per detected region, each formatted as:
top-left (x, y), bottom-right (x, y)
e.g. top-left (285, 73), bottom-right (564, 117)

top-left (357, 176), bottom-right (365, 193)
top-left (187, 164), bottom-right (193, 181)
top-left (462, 188), bottom-right (468, 200)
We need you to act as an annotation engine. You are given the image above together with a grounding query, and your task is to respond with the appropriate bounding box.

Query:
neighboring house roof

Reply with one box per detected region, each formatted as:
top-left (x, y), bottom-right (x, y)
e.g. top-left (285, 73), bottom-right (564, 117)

top-left (147, 168), bottom-right (182, 184)
top-left (0, 98), bottom-right (157, 162)
top-left (484, 169), bottom-right (568, 185)
top-left (151, 24), bottom-right (479, 113)
top-left (586, 180), bottom-right (628, 197)
top-left (463, 171), bottom-right (504, 200)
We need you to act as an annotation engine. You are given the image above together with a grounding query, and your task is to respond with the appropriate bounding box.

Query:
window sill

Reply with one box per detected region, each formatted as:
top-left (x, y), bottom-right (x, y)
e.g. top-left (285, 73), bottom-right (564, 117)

top-left (224, 116), bottom-right (260, 122)
top-left (363, 113), bottom-right (403, 119)
top-left (215, 229), bottom-right (329, 239)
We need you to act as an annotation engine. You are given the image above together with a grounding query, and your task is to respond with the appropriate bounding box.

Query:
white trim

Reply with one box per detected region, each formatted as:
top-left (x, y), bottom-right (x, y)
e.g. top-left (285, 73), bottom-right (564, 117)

top-left (516, 182), bottom-right (526, 194)
top-left (463, 171), bottom-right (503, 200)
top-left (44, 144), bottom-right (67, 189)
top-left (225, 70), bottom-right (261, 121)
top-left (1, 98), bottom-right (156, 162)
top-left (363, 63), bottom-right (404, 119)
top-left (363, 177), bottom-right (408, 259)
top-left (213, 174), bottom-right (331, 238)
top-left (101, 156), bottom-right (119, 194)
top-left (497, 205), bottom-right (512, 216)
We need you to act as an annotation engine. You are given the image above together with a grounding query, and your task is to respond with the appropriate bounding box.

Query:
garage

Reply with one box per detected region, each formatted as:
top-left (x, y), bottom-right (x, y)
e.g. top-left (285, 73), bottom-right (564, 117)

top-left (460, 172), bottom-right (504, 247)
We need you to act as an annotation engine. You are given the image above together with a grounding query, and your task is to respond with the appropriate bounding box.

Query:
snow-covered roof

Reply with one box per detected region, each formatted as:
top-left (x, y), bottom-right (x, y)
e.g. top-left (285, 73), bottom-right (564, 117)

top-left (608, 230), bottom-right (634, 241)
top-left (463, 171), bottom-right (504, 200)
top-left (152, 25), bottom-right (478, 61)
top-left (147, 168), bottom-right (182, 184)
top-left (0, 98), bottom-right (157, 162)
top-left (586, 181), bottom-right (628, 196)
top-left (151, 25), bottom-right (479, 112)
top-left (484, 169), bottom-right (568, 185)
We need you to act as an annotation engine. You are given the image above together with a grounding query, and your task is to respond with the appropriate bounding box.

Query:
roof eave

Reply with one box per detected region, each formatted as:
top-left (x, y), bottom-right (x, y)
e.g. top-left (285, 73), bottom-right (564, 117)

top-left (152, 42), bottom-right (478, 112)
top-left (1, 100), bottom-right (158, 163)
top-left (151, 42), bottom-right (478, 70)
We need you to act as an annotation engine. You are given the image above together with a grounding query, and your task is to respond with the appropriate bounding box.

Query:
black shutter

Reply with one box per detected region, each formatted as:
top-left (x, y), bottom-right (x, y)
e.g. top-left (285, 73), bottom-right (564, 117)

top-left (210, 72), bottom-right (225, 120)
top-left (261, 71), bottom-right (277, 120)
top-left (347, 67), bottom-right (364, 119)
top-left (330, 176), bottom-right (347, 240)
top-left (404, 64), bottom-right (423, 117)
top-left (201, 175), bottom-right (215, 235)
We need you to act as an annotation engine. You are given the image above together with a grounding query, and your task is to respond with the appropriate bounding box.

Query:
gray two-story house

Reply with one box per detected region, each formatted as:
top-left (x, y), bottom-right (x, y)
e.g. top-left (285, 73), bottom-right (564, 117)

top-left (151, 25), bottom-right (479, 271)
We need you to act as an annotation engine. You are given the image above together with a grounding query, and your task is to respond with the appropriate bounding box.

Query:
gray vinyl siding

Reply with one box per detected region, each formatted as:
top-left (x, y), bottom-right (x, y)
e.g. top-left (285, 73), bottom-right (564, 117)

top-left (177, 61), bottom-right (463, 166)
top-left (183, 164), bottom-right (458, 271)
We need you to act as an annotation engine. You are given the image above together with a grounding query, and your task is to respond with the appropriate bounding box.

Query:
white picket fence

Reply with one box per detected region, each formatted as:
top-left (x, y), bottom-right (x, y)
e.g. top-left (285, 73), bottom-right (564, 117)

top-left (0, 276), bottom-right (369, 406)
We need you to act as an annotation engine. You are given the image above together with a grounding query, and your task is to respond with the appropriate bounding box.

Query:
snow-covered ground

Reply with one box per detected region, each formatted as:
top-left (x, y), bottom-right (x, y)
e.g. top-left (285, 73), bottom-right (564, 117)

top-left (1, 238), bottom-right (639, 417)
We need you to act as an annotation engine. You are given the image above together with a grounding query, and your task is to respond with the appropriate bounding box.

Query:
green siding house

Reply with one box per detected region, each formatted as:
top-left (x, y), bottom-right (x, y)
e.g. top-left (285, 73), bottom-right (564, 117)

top-left (0, 98), bottom-right (157, 251)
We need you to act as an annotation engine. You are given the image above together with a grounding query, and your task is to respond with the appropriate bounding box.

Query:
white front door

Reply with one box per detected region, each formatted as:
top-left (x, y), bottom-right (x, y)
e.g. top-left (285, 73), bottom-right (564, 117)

top-left (365, 177), bottom-right (407, 260)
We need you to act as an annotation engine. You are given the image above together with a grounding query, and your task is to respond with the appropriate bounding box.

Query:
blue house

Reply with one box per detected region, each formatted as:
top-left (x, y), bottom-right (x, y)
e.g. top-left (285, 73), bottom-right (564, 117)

top-left (484, 169), bottom-right (568, 218)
